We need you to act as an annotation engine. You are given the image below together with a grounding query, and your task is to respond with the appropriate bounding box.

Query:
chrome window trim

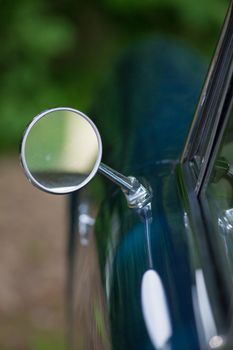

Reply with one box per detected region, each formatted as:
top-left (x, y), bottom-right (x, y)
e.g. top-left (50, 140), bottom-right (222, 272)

top-left (200, 82), bottom-right (233, 195)
top-left (181, 2), bottom-right (233, 195)
top-left (178, 3), bottom-right (233, 340)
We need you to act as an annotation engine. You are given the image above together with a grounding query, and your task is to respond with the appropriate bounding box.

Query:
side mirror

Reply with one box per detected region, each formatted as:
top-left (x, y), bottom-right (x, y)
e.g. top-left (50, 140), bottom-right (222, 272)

top-left (21, 107), bottom-right (152, 210)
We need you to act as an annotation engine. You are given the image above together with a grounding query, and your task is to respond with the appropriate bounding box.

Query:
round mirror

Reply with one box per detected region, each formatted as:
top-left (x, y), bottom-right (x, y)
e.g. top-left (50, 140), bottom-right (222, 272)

top-left (21, 107), bottom-right (102, 194)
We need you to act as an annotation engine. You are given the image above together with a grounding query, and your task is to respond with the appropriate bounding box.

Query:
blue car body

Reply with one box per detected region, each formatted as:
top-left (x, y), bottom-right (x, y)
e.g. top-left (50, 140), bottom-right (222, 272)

top-left (69, 3), bottom-right (233, 349)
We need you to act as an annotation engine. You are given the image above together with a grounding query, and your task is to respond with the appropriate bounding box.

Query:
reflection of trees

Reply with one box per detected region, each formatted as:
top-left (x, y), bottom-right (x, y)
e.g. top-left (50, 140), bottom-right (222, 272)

top-left (33, 171), bottom-right (87, 189)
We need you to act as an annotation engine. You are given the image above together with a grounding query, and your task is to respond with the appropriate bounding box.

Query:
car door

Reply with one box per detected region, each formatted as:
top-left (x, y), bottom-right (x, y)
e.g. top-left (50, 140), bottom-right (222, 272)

top-left (68, 3), bottom-right (233, 350)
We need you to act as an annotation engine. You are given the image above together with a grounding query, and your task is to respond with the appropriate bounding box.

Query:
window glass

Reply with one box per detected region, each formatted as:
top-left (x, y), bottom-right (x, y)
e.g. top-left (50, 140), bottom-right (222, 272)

top-left (206, 104), bottom-right (233, 266)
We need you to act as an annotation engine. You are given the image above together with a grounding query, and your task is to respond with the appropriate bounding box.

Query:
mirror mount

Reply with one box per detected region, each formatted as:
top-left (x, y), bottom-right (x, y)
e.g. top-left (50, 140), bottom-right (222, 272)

top-left (98, 162), bottom-right (153, 210)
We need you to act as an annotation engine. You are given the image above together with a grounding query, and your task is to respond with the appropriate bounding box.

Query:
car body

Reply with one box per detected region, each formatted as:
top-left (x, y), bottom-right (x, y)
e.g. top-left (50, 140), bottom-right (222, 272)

top-left (68, 2), bottom-right (233, 349)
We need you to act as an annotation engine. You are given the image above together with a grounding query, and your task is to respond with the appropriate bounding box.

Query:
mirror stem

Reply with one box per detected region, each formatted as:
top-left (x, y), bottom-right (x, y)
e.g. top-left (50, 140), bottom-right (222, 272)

top-left (98, 163), bottom-right (135, 192)
top-left (98, 163), bottom-right (153, 209)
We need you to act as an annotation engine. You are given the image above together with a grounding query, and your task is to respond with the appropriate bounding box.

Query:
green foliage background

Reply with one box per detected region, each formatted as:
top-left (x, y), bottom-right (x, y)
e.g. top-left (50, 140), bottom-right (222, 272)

top-left (0, 0), bottom-right (230, 153)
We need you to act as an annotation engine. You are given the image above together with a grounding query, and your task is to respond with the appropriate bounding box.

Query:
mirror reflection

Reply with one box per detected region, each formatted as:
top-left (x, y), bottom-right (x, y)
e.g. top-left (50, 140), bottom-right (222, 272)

top-left (22, 109), bottom-right (101, 193)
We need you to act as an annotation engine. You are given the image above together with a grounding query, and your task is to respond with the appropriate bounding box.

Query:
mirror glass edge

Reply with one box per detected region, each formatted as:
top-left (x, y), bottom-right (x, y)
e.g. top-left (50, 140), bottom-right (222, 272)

top-left (20, 107), bottom-right (103, 194)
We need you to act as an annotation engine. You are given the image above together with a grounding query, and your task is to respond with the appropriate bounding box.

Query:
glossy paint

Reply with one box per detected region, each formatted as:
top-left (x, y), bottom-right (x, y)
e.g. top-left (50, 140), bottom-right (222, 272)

top-left (70, 39), bottom-right (209, 349)
top-left (12, 2), bottom-right (231, 347)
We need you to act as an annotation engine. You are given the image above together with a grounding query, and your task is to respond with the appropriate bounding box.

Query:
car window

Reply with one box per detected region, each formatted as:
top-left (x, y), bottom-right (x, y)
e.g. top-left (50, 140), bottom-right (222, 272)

top-left (204, 99), bottom-right (233, 269)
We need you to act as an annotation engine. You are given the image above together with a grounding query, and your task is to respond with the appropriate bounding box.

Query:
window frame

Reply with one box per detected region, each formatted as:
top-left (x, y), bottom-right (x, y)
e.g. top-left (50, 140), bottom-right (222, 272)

top-left (179, 1), bottom-right (233, 336)
top-left (181, 2), bottom-right (233, 195)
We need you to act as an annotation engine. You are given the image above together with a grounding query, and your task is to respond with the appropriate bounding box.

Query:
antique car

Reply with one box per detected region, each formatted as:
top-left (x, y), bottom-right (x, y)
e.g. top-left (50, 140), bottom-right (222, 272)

top-left (20, 1), bottom-right (233, 349)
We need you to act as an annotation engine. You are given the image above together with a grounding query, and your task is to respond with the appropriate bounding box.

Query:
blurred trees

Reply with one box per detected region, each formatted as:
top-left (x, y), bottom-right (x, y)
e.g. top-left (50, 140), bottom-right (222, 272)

top-left (0, 0), bottom-right (229, 152)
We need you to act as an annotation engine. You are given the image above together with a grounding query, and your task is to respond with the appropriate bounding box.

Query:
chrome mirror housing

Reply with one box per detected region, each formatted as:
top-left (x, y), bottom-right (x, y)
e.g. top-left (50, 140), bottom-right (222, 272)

top-left (20, 107), bottom-right (152, 210)
top-left (21, 107), bottom-right (102, 194)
